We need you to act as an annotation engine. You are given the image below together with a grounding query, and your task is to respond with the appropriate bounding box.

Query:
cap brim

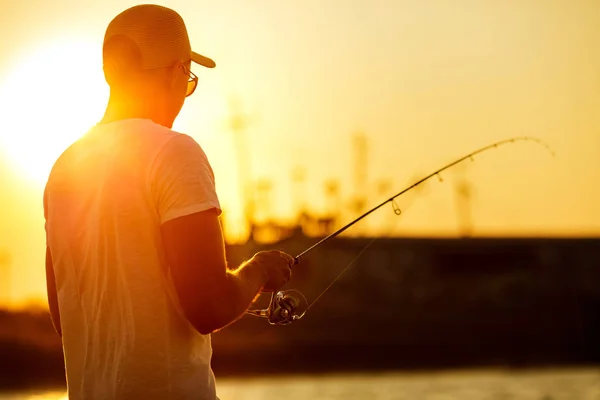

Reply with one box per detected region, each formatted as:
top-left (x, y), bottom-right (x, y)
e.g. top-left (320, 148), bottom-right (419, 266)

top-left (192, 51), bottom-right (216, 68)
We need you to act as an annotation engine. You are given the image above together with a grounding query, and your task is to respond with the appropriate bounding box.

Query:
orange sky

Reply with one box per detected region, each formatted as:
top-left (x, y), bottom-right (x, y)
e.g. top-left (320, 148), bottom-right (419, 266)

top-left (0, 0), bottom-right (599, 307)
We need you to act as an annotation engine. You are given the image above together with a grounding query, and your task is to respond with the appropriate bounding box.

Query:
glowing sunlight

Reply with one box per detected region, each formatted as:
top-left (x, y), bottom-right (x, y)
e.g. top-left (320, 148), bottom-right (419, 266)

top-left (0, 39), bottom-right (107, 186)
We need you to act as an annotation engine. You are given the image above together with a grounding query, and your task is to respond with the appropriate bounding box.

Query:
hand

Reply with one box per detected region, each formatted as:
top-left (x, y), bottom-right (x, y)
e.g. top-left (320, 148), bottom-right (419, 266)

top-left (248, 250), bottom-right (294, 292)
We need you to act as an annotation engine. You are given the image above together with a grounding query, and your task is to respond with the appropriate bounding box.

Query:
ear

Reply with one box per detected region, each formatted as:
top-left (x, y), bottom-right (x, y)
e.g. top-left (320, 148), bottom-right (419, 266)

top-left (168, 62), bottom-right (183, 89)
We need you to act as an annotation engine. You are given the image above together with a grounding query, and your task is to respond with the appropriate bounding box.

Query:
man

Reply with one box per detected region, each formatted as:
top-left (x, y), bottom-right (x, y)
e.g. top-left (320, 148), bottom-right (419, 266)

top-left (43, 5), bottom-right (293, 400)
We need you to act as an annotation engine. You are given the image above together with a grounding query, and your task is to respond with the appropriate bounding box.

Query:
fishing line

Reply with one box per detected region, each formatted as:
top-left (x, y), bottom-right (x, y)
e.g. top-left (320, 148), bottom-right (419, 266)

top-left (245, 136), bottom-right (555, 325)
top-left (300, 185), bottom-right (424, 314)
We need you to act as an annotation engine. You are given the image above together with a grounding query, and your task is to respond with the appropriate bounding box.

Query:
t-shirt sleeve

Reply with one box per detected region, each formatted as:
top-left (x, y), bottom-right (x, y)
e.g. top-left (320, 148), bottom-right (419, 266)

top-left (151, 134), bottom-right (222, 224)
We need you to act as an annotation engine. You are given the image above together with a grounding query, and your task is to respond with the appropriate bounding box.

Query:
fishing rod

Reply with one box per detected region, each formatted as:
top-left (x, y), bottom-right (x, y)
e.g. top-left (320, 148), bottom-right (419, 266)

top-left (245, 136), bottom-right (554, 325)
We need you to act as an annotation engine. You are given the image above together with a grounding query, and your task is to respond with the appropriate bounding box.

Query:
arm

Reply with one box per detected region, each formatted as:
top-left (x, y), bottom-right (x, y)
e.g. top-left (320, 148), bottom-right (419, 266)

top-left (45, 247), bottom-right (62, 337)
top-left (161, 209), bottom-right (267, 334)
top-left (152, 134), bottom-right (291, 334)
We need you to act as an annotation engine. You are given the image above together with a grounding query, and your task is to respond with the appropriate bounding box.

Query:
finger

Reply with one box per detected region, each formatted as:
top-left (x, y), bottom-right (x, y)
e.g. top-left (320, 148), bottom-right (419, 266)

top-left (279, 251), bottom-right (295, 265)
top-left (276, 251), bottom-right (286, 263)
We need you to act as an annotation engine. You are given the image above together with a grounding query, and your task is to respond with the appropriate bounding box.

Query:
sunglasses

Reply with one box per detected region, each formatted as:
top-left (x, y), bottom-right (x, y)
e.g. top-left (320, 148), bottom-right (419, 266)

top-left (181, 64), bottom-right (198, 97)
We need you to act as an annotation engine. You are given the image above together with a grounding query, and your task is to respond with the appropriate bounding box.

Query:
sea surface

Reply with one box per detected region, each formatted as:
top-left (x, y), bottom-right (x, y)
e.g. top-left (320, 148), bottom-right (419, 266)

top-left (2, 368), bottom-right (600, 400)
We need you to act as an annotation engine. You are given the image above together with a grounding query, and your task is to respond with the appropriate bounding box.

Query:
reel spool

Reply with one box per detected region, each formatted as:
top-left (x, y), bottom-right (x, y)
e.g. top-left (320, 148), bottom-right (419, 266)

top-left (246, 290), bottom-right (307, 325)
top-left (267, 291), bottom-right (301, 325)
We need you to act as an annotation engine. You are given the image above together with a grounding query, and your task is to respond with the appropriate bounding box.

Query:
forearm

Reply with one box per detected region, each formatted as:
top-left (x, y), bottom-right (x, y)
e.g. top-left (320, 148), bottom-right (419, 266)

top-left (195, 260), bottom-right (265, 334)
top-left (221, 261), bottom-right (266, 323)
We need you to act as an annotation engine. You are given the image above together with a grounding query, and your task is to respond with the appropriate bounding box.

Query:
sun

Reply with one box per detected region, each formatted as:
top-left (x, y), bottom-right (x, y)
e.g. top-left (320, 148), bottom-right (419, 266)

top-left (0, 39), bottom-right (108, 186)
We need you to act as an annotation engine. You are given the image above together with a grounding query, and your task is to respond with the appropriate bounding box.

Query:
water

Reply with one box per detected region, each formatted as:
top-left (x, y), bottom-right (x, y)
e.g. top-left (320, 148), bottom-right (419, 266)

top-left (2, 368), bottom-right (600, 400)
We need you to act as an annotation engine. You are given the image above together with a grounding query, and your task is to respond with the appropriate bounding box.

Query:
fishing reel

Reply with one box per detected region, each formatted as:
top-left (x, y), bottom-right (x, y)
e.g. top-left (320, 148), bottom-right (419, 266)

top-left (246, 290), bottom-right (308, 325)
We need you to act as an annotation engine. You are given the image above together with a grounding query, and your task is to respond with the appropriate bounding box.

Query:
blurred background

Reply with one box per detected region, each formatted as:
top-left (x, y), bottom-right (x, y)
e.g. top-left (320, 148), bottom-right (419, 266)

top-left (1, 0), bottom-right (599, 399)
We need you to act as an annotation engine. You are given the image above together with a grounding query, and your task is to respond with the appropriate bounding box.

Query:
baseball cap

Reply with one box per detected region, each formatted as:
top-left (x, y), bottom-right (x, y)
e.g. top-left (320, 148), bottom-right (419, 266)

top-left (103, 4), bottom-right (215, 70)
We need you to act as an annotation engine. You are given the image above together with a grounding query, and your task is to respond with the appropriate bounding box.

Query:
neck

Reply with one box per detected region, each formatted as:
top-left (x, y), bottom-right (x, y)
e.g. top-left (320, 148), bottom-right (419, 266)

top-left (100, 92), bottom-right (173, 128)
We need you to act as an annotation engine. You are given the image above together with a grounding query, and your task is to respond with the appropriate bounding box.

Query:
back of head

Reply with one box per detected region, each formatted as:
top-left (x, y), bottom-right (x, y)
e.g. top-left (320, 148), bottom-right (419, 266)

top-left (100, 4), bottom-right (215, 126)
top-left (102, 4), bottom-right (215, 92)
top-left (103, 5), bottom-right (191, 90)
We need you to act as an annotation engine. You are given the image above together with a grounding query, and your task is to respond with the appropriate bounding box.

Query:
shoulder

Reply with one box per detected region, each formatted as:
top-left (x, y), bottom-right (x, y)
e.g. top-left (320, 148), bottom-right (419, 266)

top-left (163, 132), bottom-right (205, 152)
top-left (149, 126), bottom-right (216, 184)
top-left (155, 130), bottom-right (212, 168)
top-left (99, 119), bottom-right (213, 174)
top-left (133, 119), bottom-right (207, 158)
top-left (45, 136), bottom-right (86, 188)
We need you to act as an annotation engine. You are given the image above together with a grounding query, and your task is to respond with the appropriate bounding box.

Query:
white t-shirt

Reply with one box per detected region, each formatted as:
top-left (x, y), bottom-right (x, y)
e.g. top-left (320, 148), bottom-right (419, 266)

top-left (43, 118), bottom-right (222, 400)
